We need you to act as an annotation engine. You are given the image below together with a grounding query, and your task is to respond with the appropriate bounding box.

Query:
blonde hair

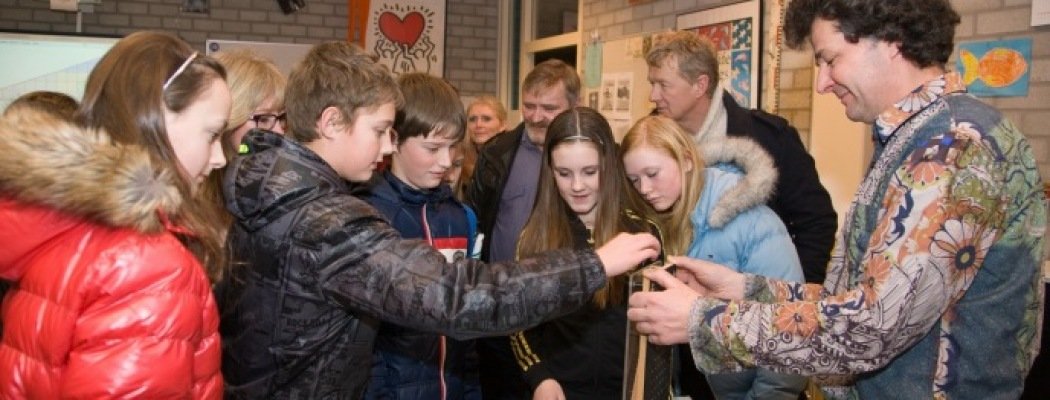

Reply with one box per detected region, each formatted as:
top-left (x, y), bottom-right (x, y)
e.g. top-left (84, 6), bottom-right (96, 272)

top-left (212, 50), bottom-right (286, 133)
top-left (467, 95), bottom-right (508, 125)
top-left (620, 115), bottom-right (705, 256)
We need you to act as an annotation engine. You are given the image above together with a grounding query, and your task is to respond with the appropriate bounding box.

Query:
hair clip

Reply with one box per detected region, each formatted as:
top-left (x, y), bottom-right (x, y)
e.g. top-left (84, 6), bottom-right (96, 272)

top-left (163, 52), bottom-right (199, 91)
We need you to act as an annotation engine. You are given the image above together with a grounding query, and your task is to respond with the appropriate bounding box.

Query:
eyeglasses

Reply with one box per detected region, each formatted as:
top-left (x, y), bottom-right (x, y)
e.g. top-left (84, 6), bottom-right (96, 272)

top-left (250, 112), bottom-right (286, 130)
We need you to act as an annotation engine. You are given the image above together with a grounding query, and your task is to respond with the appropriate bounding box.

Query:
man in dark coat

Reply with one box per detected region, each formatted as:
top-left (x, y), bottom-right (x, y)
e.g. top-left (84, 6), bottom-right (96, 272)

top-left (645, 30), bottom-right (838, 399)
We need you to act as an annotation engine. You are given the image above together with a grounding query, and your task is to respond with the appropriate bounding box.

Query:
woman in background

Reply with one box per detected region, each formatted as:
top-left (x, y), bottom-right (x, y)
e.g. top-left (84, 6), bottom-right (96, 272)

top-left (459, 95), bottom-right (508, 190)
top-left (212, 49), bottom-right (286, 152)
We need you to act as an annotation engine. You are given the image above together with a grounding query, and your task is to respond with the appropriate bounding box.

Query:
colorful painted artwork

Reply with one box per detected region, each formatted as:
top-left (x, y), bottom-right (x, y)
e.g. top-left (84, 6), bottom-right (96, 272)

top-left (956, 38), bottom-right (1031, 97)
top-left (365, 1), bottom-right (446, 76)
top-left (677, 0), bottom-right (760, 108)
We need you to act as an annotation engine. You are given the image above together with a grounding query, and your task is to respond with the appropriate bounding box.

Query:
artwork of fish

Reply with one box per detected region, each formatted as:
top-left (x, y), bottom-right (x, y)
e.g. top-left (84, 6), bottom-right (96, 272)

top-left (960, 48), bottom-right (1027, 88)
top-left (956, 38), bottom-right (1031, 97)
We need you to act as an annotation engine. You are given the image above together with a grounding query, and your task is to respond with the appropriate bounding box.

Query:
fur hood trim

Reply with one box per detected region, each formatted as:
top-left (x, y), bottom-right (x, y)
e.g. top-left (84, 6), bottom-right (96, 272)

top-left (0, 108), bottom-right (181, 233)
top-left (700, 137), bottom-right (777, 228)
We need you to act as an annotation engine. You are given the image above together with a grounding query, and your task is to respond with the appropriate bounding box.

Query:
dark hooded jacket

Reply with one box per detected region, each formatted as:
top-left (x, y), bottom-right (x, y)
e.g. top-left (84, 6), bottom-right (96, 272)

top-left (218, 131), bottom-right (609, 399)
top-left (361, 171), bottom-right (481, 400)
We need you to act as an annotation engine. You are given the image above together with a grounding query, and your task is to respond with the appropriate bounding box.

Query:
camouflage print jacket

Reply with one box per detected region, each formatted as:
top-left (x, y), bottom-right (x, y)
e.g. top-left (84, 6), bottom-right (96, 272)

top-left (218, 130), bottom-right (608, 399)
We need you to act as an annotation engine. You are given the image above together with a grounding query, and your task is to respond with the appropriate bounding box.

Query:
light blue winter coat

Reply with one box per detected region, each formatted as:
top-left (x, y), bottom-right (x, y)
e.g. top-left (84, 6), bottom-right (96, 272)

top-left (687, 165), bottom-right (803, 281)
top-left (684, 138), bottom-right (807, 400)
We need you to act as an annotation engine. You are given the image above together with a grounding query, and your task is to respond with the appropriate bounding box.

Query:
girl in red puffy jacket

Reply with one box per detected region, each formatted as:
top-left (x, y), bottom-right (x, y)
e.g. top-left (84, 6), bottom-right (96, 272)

top-left (0, 31), bottom-right (231, 398)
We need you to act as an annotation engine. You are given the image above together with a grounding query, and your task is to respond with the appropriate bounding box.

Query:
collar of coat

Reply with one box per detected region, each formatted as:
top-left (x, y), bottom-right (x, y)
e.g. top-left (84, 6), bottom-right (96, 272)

top-left (700, 136), bottom-right (777, 229)
top-left (0, 107), bottom-right (182, 234)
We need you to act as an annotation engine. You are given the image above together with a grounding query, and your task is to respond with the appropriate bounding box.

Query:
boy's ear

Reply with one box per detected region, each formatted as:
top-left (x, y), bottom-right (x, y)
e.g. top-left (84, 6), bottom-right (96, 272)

top-left (316, 106), bottom-right (345, 139)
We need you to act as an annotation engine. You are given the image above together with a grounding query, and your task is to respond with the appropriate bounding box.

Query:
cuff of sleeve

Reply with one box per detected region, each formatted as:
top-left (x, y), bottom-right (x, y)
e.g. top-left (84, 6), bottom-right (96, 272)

top-left (743, 273), bottom-right (776, 303)
top-left (524, 364), bottom-right (554, 390)
top-left (687, 297), bottom-right (746, 374)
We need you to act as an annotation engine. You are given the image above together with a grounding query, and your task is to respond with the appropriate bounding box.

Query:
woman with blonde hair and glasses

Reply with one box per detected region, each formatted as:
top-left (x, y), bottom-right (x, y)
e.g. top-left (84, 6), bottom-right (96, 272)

top-left (212, 49), bottom-right (287, 154)
top-left (0, 31), bottom-right (230, 398)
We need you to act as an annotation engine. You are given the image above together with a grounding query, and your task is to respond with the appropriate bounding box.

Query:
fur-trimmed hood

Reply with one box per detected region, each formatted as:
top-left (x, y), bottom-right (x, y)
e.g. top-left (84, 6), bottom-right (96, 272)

top-left (0, 108), bottom-right (181, 232)
top-left (699, 136), bottom-right (777, 228)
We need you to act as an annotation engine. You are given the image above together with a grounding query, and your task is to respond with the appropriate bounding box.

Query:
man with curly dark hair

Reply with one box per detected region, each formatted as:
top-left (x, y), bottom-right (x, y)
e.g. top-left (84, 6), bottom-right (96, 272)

top-left (627, 0), bottom-right (1047, 399)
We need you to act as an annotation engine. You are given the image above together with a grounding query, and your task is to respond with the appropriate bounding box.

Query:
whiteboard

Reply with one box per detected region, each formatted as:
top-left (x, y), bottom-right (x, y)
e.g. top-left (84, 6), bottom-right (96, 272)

top-left (0, 32), bottom-right (118, 110)
top-left (205, 39), bottom-right (312, 75)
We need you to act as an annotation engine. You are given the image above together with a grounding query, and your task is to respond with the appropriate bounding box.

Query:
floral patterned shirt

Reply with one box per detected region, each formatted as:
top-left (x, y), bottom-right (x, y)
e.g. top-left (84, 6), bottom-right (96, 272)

top-left (687, 72), bottom-right (1048, 399)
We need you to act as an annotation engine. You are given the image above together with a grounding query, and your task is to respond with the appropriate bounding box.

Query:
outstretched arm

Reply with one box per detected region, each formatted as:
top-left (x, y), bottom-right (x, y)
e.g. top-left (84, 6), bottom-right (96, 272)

top-left (320, 214), bottom-right (659, 339)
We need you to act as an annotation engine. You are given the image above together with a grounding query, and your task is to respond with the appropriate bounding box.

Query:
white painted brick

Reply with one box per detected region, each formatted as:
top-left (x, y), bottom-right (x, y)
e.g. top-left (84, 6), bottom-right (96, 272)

top-left (624, 20), bottom-right (643, 35)
top-left (951, 0), bottom-right (1003, 13)
top-left (779, 68), bottom-right (795, 88)
top-left (780, 89), bottom-right (811, 109)
top-left (674, 0), bottom-right (700, 11)
top-left (976, 7), bottom-right (1032, 35)
top-left (1031, 58), bottom-right (1050, 83)
top-left (956, 14), bottom-right (976, 38)
top-left (1023, 109), bottom-right (1050, 137)
top-left (1027, 137), bottom-right (1049, 161)
top-left (653, 0), bottom-right (675, 16)
top-left (642, 16), bottom-right (664, 32)
top-left (781, 48), bottom-right (813, 69)
top-left (1032, 32), bottom-right (1050, 57)
top-left (616, 8), bottom-right (634, 24)
top-left (997, 85), bottom-right (1050, 109)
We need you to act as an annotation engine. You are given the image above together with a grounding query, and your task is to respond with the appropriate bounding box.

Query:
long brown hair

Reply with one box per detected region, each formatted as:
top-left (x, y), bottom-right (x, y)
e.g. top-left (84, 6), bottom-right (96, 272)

top-left (518, 107), bottom-right (654, 308)
top-left (77, 31), bottom-right (231, 282)
top-left (620, 116), bottom-right (705, 256)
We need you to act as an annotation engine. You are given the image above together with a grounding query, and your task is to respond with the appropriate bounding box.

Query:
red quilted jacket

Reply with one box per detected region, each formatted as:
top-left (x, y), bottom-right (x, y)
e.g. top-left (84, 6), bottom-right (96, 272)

top-left (0, 109), bottom-right (222, 398)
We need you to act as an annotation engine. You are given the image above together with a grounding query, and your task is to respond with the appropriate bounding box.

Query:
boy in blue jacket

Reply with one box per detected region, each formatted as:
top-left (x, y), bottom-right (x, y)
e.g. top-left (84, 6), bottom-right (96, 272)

top-left (363, 73), bottom-right (482, 400)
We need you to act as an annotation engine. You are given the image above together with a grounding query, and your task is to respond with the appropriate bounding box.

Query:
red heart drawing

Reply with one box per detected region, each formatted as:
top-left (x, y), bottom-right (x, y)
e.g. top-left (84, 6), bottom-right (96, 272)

top-left (378, 11), bottom-right (425, 48)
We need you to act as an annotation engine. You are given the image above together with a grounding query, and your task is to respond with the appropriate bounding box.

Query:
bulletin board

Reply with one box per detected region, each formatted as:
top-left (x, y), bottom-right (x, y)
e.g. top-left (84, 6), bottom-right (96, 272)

top-left (582, 33), bottom-right (657, 142)
top-left (0, 32), bottom-right (118, 110)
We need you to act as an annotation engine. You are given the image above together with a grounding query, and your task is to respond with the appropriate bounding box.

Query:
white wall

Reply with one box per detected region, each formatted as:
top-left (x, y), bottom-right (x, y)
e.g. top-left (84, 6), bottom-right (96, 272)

top-left (807, 79), bottom-right (870, 228)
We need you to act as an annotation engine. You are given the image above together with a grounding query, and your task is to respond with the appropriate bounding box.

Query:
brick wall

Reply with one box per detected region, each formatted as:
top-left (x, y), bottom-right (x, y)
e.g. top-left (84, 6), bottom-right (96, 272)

top-left (0, 0), bottom-right (498, 97)
top-left (445, 0), bottom-right (500, 95)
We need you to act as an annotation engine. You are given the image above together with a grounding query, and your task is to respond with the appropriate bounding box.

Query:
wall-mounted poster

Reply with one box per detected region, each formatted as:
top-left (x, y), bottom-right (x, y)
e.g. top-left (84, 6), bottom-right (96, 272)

top-left (676, 0), bottom-right (760, 108)
top-left (365, 0), bottom-right (445, 76)
top-left (956, 38), bottom-right (1031, 97)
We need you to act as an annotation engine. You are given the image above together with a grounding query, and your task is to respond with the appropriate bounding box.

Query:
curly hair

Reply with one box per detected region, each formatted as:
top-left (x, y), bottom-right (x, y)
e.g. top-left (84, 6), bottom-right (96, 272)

top-left (784, 0), bottom-right (960, 68)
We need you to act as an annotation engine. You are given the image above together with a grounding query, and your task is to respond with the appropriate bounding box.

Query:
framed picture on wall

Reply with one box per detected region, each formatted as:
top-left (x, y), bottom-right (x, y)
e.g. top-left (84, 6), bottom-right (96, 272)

top-left (365, 0), bottom-right (446, 76)
top-left (676, 0), bottom-right (760, 108)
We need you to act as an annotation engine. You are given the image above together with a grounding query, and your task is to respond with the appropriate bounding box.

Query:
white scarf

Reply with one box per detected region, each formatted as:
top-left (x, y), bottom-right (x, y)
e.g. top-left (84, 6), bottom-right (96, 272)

top-left (694, 82), bottom-right (729, 146)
